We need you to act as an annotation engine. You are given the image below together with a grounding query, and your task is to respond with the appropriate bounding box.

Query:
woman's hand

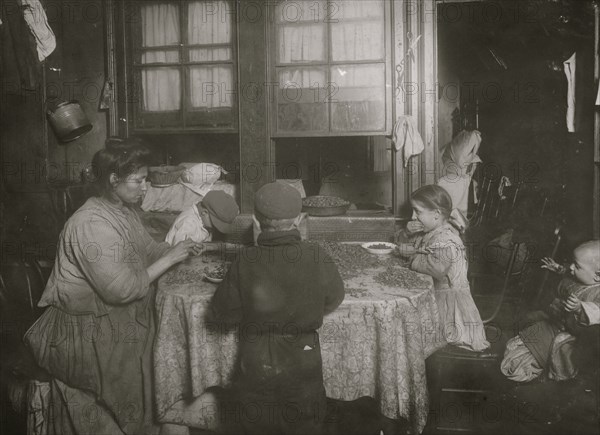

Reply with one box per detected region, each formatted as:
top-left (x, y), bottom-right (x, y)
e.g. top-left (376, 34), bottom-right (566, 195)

top-left (562, 294), bottom-right (582, 314)
top-left (164, 240), bottom-right (203, 265)
top-left (405, 220), bottom-right (424, 234)
top-left (541, 257), bottom-right (565, 274)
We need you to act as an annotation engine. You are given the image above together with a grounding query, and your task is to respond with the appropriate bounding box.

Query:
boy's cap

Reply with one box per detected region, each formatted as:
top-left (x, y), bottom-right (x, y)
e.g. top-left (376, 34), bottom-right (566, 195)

top-left (254, 181), bottom-right (301, 219)
top-left (201, 190), bottom-right (239, 234)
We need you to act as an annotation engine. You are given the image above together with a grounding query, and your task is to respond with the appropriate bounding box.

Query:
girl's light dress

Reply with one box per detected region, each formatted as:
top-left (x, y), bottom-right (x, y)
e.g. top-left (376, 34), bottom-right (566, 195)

top-left (410, 223), bottom-right (490, 351)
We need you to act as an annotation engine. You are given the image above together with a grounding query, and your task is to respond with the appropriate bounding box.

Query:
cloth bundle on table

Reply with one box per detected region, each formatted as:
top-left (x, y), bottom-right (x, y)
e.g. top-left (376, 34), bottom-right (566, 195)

top-left (436, 130), bottom-right (482, 216)
top-left (142, 163), bottom-right (233, 213)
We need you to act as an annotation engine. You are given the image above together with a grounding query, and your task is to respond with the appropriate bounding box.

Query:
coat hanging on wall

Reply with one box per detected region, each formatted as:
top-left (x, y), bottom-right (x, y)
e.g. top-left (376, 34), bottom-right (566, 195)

top-left (3, 0), bottom-right (39, 89)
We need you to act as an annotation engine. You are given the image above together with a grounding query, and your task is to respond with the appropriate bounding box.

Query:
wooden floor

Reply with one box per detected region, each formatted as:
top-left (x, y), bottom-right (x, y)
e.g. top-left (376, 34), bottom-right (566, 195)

top-left (1, 301), bottom-right (597, 435)
top-left (422, 299), bottom-right (600, 435)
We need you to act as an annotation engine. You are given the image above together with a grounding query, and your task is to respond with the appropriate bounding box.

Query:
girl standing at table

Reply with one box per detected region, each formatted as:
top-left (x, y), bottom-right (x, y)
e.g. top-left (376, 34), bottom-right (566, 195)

top-left (24, 138), bottom-right (201, 434)
top-left (397, 184), bottom-right (489, 351)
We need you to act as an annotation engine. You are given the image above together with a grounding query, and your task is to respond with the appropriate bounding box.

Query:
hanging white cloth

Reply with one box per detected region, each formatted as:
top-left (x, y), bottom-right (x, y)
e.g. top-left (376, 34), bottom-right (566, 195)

top-left (392, 115), bottom-right (425, 167)
top-left (436, 130), bottom-right (482, 216)
top-left (139, 1), bottom-right (233, 111)
top-left (19, 0), bottom-right (56, 61)
top-left (564, 52), bottom-right (576, 133)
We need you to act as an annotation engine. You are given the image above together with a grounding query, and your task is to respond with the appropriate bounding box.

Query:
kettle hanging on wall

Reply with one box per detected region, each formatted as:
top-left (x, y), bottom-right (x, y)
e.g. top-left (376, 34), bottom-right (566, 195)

top-left (47, 100), bottom-right (93, 142)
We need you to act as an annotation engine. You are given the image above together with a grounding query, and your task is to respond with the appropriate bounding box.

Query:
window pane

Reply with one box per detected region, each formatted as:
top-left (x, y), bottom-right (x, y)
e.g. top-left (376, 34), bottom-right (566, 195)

top-left (141, 3), bottom-right (180, 47)
top-left (142, 50), bottom-right (179, 64)
top-left (336, 0), bottom-right (383, 20)
top-left (331, 21), bottom-right (383, 61)
top-left (189, 48), bottom-right (231, 62)
top-left (275, 0), bottom-right (325, 23)
top-left (278, 24), bottom-right (325, 63)
top-left (141, 68), bottom-right (181, 111)
top-left (190, 65), bottom-right (233, 108)
top-left (188, 1), bottom-right (232, 45)
top-left (330, 64), bottom-right (385, 132)
top-left (331, 0), bottom-right (384, 61)
top-left (277, 67), bottom-right (328, 132)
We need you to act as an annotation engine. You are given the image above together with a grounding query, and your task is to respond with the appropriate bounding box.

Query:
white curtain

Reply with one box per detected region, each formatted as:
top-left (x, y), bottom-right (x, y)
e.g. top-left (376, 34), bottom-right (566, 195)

top-left (277, 0), bottom-right (382, 64)
top-left (279, 68), bottom-right (325, 90)
top-left (140, 1), bottom-right (233, 111)
top-left (188, 1), bottom-right (233, 108)
top-left (141, 3), bottom-right (181, 111)
top-left (278, 24), bottom-right (325, 63)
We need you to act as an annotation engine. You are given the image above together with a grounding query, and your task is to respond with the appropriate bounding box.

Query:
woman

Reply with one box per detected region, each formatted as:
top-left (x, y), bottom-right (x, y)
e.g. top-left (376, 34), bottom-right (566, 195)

top-left (25, 138), bottom-right (200, 434)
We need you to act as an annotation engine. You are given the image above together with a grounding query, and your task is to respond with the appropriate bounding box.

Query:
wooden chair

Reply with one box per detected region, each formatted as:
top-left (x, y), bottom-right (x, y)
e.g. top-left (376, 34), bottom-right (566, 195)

top-left (425, 242), bottom-right (528, 434)
top-left (470, 176), bottom-right (522, 228)
top-left (531, 225), bottom-right (563, 308)
top-left (0, 259), bottom-right (51, 425)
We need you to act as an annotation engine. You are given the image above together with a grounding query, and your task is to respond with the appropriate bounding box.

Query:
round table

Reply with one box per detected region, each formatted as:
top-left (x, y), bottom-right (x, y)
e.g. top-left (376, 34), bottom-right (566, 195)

top-left (154, 249), bottom-right (446, 434)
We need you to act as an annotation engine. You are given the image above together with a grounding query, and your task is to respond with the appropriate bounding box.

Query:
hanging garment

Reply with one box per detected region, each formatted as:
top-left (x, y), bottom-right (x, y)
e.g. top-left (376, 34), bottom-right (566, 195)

top-left (564, 52), bottom-right (576, 133)
top-left (436, 130), bottom-right (482, 215)
top-left (19, 0), bottom-right (56, 61)
top-left (392, 115), bottom-right (425, 167)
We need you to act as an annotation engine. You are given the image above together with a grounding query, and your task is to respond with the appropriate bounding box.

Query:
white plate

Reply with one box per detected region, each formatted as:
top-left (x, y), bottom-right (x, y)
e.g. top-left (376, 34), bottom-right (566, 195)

top-left (151, 183), bottom-right (175, 188)
top-left (361, 242), bottom-right (396, 255)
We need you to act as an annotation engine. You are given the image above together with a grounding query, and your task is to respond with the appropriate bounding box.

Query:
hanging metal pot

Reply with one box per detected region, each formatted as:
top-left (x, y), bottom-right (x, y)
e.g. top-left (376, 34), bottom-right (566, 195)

top-left (47, 101), bottom-right (93, 142)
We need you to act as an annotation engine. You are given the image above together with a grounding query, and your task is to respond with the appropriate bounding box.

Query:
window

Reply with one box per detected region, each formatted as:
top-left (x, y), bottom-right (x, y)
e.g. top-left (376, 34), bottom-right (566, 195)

top-left (127, 0), bottom-right (237, 132)
top-left (271, 0), bottom-right (392, 136)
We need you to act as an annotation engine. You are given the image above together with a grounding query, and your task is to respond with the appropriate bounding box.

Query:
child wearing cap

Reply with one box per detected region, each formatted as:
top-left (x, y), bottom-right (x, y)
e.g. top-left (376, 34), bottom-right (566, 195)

top-left (165, 190), bottom-right (239, 245)
top-left (209, 181), bottom-right (345, 435)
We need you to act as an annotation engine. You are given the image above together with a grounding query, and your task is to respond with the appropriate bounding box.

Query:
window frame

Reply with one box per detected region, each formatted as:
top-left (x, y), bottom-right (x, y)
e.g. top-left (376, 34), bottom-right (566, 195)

top-left (125, 0), bottom-right (239, 134)
top-left (268, 0), bottom-right (393, 137)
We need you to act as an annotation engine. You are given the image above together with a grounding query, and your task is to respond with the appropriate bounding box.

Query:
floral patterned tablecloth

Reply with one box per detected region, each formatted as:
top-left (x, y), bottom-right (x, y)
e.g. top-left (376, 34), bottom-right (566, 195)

top-left (154, 250), bottom-right (446, 434)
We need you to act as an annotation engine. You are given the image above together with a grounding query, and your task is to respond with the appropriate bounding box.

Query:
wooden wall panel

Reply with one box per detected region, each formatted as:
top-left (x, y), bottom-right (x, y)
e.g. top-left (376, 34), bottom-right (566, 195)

top-left (392, 0), bottom-right (438, 216)
top-left (238, 0), bottom-right (270, 213)
top-left (45, 0), bottom-right (107, 182)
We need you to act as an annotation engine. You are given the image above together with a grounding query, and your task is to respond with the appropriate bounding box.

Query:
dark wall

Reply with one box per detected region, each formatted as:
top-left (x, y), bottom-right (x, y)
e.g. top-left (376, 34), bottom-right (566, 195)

top-left (438, 0), bottom-right (596, 243)
top-left (1, 0), bottom-right (107, 261)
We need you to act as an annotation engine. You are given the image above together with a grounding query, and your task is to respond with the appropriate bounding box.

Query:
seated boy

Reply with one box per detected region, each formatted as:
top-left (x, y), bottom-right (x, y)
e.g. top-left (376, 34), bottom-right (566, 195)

top-left (165, 190), bottom-right (239, 245)
top-left (209, 181), bottom-right (345, 435)
top-left (501, 240), bottom-right (600, 382)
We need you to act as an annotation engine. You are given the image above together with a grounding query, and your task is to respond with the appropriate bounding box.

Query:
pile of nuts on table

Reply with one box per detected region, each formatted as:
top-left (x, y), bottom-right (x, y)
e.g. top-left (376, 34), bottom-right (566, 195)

top-left (374, 266), bottom-right (430, 289)
top-left (302, 196), bottom-right (349, 207)
top-left (164, 269), bottom-right (205, 285)
top-left (316, 241), bottom-right (428, 289)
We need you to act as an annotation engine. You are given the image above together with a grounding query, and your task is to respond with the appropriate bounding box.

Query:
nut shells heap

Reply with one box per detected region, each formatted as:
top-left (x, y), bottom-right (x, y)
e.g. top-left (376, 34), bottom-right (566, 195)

top-left (316, 242), bottom-right (428, 288)
top-left (164, 269), bottom-right (205, 285)
top-left (303, 196), bottom-right (349, 208)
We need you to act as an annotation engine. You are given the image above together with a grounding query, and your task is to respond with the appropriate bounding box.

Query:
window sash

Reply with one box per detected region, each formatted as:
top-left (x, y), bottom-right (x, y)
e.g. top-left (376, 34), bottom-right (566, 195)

top-left (271, 0), bottom-right (390, 135)
top-left (129, 0), bottom-right (237, 131)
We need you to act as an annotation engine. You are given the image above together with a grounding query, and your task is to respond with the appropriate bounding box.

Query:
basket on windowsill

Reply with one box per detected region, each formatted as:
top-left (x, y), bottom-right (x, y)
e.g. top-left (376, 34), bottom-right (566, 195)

top-left (148, 165), bottom-right (185, 187)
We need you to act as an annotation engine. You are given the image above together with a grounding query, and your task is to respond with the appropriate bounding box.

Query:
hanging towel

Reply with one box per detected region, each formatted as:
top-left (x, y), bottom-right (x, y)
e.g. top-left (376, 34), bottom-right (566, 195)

top-left (563, 52), bottom-right (576, 133)
top-left (392, 115), bottom-right (425, 167)
top-left (19, 0), bottom-right (56, 61)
